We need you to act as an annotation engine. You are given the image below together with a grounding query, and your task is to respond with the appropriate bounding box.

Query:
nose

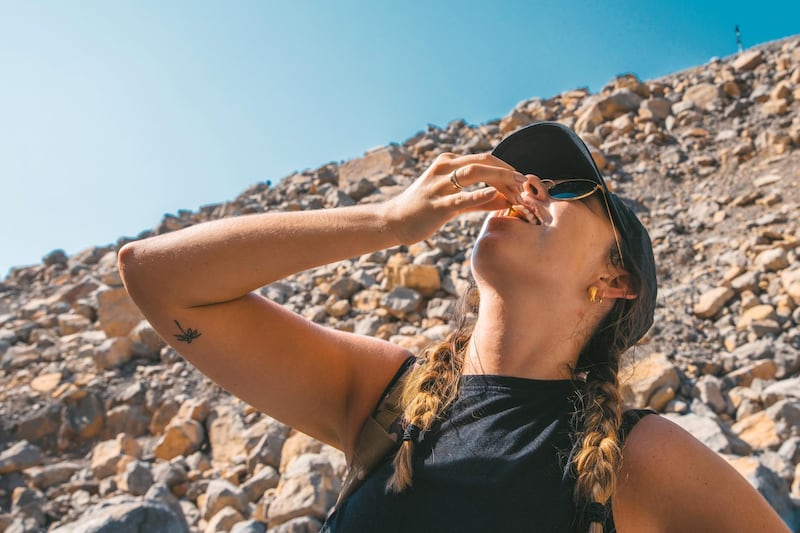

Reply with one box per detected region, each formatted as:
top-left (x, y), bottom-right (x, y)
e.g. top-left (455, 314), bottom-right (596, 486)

top-left (522, 174), bottom-right (548, 202)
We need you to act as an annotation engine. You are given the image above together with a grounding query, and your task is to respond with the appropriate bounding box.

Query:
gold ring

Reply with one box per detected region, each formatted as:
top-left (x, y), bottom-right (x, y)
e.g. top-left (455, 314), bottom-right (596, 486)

top-left (450, 169), bottom-right (464, 190)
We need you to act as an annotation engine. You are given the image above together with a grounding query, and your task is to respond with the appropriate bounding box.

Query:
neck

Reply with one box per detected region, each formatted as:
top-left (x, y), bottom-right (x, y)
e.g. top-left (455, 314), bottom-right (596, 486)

top-left (464, 286), bottom-right (589, 380)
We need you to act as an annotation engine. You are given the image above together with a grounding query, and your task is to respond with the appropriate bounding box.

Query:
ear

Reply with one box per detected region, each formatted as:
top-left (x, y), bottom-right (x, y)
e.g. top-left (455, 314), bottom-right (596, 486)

top-left (597, 272), bottom-right (637, 301)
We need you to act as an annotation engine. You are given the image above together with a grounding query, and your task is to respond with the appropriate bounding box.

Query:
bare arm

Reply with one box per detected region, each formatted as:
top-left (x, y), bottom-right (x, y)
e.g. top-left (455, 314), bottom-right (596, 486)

top-left (118, 153), bottom-right (524, 459)
top-left (613, 415), bottom-right (790, 533)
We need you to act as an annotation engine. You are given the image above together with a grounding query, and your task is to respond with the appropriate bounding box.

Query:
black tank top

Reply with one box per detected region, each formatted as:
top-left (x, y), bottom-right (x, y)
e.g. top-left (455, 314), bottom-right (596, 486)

top-left (323, 374), bottom-right (653, 533)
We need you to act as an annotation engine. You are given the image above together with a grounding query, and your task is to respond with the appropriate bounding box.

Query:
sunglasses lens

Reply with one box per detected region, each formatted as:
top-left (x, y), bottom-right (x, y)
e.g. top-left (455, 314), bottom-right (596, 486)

top-left (548, 180), bottom-right (597, 199)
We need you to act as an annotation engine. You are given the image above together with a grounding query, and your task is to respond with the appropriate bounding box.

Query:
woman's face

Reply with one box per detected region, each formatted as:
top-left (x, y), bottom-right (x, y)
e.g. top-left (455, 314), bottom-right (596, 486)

top-left (471, 177), bottom-right (619, 298)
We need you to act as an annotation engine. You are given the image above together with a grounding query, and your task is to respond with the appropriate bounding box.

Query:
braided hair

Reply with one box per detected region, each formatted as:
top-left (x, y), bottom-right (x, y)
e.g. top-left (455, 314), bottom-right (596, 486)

top-left (571, 243), bottom-right (655, 532)
top-left (385, 287), bottom-right (474, 493)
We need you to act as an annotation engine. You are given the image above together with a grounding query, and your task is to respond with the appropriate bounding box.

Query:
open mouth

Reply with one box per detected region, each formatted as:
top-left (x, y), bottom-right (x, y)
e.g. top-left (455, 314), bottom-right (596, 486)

top-left (505, 205), bottom-right (542, 225)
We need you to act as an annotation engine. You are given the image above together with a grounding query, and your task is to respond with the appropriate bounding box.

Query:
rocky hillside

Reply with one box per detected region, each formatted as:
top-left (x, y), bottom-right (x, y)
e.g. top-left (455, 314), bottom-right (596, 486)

top-left (1, 35), bottom-right (800, 532)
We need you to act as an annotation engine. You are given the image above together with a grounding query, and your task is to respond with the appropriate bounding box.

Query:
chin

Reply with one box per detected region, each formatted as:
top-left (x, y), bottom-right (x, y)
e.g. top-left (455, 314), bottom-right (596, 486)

top-left (471, 232), bottom-right (524, 288)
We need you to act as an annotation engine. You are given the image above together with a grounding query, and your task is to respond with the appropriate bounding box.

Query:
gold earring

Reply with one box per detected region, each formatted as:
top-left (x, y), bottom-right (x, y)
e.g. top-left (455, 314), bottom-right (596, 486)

top-left (589, 285), bottom-right (603, 303)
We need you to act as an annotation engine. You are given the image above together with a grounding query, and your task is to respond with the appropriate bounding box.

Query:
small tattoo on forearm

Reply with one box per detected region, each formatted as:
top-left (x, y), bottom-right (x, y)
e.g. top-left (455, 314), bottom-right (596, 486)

top-left (174, 320), bottom-right (202, 343)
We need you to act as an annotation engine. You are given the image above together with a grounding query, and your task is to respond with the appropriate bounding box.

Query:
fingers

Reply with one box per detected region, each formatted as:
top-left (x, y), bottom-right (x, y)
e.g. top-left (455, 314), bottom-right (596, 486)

top-left (438, 151), bottom-right (517, 172)
top-left (438, 186), bottom-right (508, 213)
top-left (453, 163), bottom-right (525, 205)
top-left (434, 153), bottom-right (525, 204)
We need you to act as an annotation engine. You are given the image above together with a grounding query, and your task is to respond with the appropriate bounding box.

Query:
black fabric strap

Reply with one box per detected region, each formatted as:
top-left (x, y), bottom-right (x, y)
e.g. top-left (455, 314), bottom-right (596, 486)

top-left (586, 502), bottom-right (608, 523)
top-left (402, 424), bottom-right (421, 443)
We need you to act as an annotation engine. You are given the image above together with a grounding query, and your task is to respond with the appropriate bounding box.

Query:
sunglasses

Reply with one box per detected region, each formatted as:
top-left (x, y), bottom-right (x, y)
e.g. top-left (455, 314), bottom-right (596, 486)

top-left (539, 178), bottom-right (625, 268)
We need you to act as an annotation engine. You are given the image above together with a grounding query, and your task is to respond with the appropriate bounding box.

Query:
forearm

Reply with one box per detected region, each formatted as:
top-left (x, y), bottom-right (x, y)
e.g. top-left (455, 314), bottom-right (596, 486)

top-left (118, 203), bottom-right (399, 309)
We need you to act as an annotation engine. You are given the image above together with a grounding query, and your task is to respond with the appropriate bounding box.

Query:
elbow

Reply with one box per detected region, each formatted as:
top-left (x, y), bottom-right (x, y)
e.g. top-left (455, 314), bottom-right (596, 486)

top-left (118, 240), bottom-right (181, 309)
top-left (117, 241), bottom-right (147, 300)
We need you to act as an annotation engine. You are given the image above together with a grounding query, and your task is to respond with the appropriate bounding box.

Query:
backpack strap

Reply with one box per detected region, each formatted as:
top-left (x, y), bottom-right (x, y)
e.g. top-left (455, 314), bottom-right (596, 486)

top-left (335, 356), bottom-right (416, 507)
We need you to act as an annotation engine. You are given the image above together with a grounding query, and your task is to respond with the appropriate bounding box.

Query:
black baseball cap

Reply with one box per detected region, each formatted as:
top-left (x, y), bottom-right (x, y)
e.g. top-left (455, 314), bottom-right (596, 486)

top-left (492, 121), bottom-right (657, 347)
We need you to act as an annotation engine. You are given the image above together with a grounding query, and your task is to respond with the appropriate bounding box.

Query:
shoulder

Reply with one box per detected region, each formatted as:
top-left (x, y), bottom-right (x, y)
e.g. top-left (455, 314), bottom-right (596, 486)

top-left (613, 414), bottom-right (790, 533)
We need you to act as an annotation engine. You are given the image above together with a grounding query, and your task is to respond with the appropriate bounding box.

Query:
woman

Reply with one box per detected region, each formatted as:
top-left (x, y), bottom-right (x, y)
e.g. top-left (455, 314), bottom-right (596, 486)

top-left (119, 122), bottom-right (789, 532)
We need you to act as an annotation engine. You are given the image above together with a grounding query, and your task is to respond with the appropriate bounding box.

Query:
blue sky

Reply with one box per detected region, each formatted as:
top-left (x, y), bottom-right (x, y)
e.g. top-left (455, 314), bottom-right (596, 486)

top-left (1, 1), bottom-right (798, 278)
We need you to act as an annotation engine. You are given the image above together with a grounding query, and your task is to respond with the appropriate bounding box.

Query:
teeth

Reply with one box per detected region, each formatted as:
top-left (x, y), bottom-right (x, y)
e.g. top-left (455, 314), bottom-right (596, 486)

top-left (506, 205), bottom-right (540, 225)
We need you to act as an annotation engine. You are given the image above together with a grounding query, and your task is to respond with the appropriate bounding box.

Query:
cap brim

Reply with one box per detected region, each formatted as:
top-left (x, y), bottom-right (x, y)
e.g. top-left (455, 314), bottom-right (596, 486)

top-left (492, 121), bottom-right (604, 185)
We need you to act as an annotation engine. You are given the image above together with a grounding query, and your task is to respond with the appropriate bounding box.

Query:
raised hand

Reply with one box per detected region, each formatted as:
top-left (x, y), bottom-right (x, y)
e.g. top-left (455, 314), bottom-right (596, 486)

top-left (382, 152), bottom-right (526, 244)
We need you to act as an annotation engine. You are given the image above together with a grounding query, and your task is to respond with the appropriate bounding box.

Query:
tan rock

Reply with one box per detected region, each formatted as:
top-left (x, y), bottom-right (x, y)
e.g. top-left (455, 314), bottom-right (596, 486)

top-left (207, 406), bottom-right (248, 465)
top-left (30, 372), bottom-right (62, 393)
top-left (204, 506), bottom-right (244, 533)
top-left (780, 269), bottom-right (800, 292)
top-left (693, 287), bottom-right (735, 319)
top-left (499, 109), bottom-right (534, 135)
top-left (201, 479), bottom-right (249, 521)
top-left (325, 297), bottom-right (350, 318)
top-left (0, 441), bottom-right (42, 475)
top-left (396, 264), bottom-right (440, 296)
top-left (150, 400), bottom-right (180, 435)
top-left (280, 432), bottom-right (324, 473)
top-left (733, 50), bottom-right (764, 71)
top-left (736, 304), bottom-right (777, 331)
top-left (620, 352), bottom-right (680, 410)
top-left (351, 288), bottom-right (383, 311)
top-left (57, 313), bottom-right (91, 336)
top-left (574, 104), bottom-right (604, 133)
top-left (732, 410), bottom-right (781, 450)
top-left (268, 454), bottom-right (339, 526)
top-left (610, 114), bottom-right (635, 133)
top-left (337, 145), bottom-right (405, 190)
top-left (729, 386), bottom-right (761, 409)
top-left (25, 461), bottom-right (82, 489)
top-left (241, 465), bottom-right (280, 503)
top-left (609, 74), bottom-right (650, 97)
top-left (787, 282), bottom-right (800, 306)
top-left (760, 377), bottom-right (800, 407)
top-left (177, 398), bottom-right (211, 423)
top-left (730, 271), bottom-right (759, 294)
top-left (638, 98), bottom-right (671, 120)
top-left (762, 99), bottom-right (788, 116)
top-left (153, 418), bottom-right (205, 460)
top-left (721, 80), bottom-right (741, 98)
top-left (596, 89), bottom-right (643, 119)
top-left (647, 385), bottom-right (676, 412)
top-left (129, 320), bottom-right (166, 354)
top-left (771, 81), bottom-right (792, 100)
top-left (682, 83), bottom-right (722, 109)
top-left (383, 254), bottom-right (440, 297)
top-left (93, 337), bottom-right (134, 370)
top-left (587, 144), bottom-right (607, 170)
top-left (389, 333), bottom-right (432, 353)
top-left (104, 404), bottom-right (150, 438)
top-left (96, 287), bottom-right (144, 337)
top-left (90, 434), bottom-right (141, 479)
top-left (52, 278), bottom-right (102, 306)
top-left (754, 247), bottom-right (789, 272)
top-left (726, 360), bottom-right (777, 387)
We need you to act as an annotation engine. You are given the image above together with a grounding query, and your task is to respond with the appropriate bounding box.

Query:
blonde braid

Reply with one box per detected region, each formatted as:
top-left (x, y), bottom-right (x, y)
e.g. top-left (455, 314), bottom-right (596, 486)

top-left (572, 358), bottom-right (623, 533)
top-left (385, 287), bottom-right (476, 493)
top-left (385, 332), bottom-right (468, 493)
